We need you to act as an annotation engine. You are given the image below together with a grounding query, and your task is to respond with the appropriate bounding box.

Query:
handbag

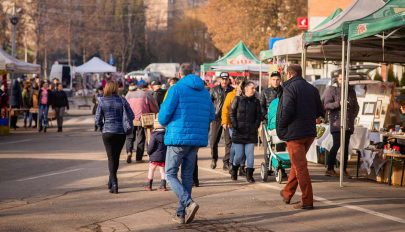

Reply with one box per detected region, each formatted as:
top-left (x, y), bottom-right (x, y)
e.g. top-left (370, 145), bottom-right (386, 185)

top-left (121, 97), bottom-right (133, 135)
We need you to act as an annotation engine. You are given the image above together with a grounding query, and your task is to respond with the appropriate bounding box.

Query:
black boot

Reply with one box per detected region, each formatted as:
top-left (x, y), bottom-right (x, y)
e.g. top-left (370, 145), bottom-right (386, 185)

top-left (246, 168), bottom-right (255, 183)
top-left (107, 176), bottom-right (112, 189)
top-left (159, 180), bottom-right (168, 191)
top-left (144, 179), bottom-right (153, 191)
top-left (38, 126), bottom-right (43, 132)
top-left (110, 178), bottom-right (118, 194)
top-left (44, 127), bottom-right (47, 133)
top-left (94, 125), bottom-right (98, 131)
top-left (126, 152), bottom-right (132, 163)
top-left (239, 166), bottom-right (246, 176)
top-left (231, 165), bottom-right (239, 181)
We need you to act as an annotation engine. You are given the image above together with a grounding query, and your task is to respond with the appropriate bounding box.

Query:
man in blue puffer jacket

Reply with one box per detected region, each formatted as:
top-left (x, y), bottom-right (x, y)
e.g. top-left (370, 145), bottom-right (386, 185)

top-left (158, 63), bottom-right (215, 224)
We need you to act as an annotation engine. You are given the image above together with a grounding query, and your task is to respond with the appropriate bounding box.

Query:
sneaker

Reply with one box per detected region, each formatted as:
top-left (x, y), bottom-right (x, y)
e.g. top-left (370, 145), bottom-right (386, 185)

top-left (210, 159), bottom-right (217, 169)
top-left (126, 153), bottom-right (132, 164)
top-left (222, 162), bottom-right (230, 171)
top-left (172, 214), bottom-right (185, 224)
top-left (185, 201), bottom-right (199, 224)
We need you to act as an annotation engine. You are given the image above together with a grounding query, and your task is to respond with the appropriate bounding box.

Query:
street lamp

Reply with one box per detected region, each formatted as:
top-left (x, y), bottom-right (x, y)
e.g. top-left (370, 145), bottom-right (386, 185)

top-left (8, 3), bottom-right (21, 58)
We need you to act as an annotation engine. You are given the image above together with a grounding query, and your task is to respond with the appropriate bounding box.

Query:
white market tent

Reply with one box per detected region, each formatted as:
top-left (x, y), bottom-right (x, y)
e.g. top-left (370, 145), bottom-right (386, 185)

top-left (0, 48), bottom-right (40, 74)
top-left (75, 57), bottom-right (117, 73)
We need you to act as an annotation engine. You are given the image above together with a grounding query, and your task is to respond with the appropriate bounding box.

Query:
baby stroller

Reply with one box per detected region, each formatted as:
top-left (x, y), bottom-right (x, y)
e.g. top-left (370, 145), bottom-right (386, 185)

top-left (260, 124), bottom-right (291, 184)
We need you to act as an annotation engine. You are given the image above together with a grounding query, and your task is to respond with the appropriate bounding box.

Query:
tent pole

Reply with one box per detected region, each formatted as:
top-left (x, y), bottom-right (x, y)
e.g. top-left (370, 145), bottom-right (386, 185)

top-left (339, 39), bottom-right (346, 188)
top-left (303, 47), bottom-right (307, 78)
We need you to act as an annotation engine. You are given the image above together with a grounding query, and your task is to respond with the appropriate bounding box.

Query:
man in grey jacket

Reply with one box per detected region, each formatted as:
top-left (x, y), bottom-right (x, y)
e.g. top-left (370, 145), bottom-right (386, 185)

top-left (322, 74), bottom-right (359, 177)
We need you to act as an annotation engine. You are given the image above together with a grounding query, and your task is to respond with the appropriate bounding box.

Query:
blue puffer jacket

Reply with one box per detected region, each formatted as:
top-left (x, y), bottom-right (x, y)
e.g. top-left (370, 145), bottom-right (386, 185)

top-left (158, 74), bottom-right (215, 147)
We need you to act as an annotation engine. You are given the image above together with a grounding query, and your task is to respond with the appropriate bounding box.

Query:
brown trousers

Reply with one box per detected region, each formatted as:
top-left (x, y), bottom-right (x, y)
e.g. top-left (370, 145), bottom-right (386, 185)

top-left (282, 137), bottom-right (315, 205)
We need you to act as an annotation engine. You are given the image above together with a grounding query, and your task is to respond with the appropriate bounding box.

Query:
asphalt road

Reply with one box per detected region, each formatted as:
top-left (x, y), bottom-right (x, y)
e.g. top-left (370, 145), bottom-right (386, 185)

top-left (1, 111), bottom-right (405, 232)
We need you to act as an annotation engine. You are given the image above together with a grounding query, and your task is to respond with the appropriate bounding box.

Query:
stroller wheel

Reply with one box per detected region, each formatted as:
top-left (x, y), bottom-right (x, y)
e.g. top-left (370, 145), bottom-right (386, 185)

top-left (260, 162), bottom-right (269, 182)
top-left (275, 169), bottom-right (283, 184)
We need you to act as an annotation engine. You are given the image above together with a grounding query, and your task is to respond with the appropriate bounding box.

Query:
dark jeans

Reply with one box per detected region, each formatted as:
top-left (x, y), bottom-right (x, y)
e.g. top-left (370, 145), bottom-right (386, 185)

top-left (193, 155), bottom-right (199, 184)
top-left (102, 133), bottom-right (126, 184)
top-left (54, 107), bottom-right (65, 129)
top-left (10, 106), bottom-right (19, 128)
top-left (329, 130), bottom-right (352, 171)
top-left (126, 126), bottom-right (145, 160)
top-left (209, 119), bottom-right (231, 164)
top-left (30, 113), bottom-right (38, 127)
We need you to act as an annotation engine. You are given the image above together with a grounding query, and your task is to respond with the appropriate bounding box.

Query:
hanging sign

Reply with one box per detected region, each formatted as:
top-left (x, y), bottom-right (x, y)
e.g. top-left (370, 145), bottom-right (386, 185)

top-left (297, 17), bottom-right (308, 29)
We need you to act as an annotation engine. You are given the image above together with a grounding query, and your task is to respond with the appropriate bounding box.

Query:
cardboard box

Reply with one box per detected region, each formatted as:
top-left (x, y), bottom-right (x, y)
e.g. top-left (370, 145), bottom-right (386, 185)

top-left (376, 159), bottom-right (405, 186)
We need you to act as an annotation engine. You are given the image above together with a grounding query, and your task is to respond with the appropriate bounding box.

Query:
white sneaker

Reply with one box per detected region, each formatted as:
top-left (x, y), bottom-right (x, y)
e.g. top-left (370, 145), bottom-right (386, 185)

top-left (185, 201), bottom-right (199, 224)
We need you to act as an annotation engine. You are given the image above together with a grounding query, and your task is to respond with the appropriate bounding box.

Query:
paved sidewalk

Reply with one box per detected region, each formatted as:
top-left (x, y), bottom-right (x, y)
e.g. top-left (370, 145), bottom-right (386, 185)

top-left (1, 117), bottom-right (405, 232)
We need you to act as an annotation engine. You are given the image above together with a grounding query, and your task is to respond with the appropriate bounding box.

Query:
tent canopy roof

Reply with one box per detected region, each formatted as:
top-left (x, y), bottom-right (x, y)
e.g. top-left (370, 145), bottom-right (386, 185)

top-left (0, 48), bottom-right (40, 74)
top-left (210, 64), bottom-right (270, 73)
top-left (202, 41), bottom-right (259, 72)
top-left (348, 0), bottom-right (405, 41)
top-left (75, 57), bottom-right (117, 73)
top-left (304, 0), bottom-right (386, 45)
top-left (267, 8), bottom-right (343, 58)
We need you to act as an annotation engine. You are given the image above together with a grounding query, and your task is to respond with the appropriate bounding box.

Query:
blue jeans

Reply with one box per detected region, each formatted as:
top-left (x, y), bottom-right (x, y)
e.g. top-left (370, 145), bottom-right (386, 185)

top-left (24, 111), bottom-right (32, 127)
top-left (165, 145), bottom-right (198, 217)
top-left (39, 104), bottom-right (49, 128)
top-left (233, 143), bottom-right (254, 168)
top-left (229, 128), bottom-right (246, 166)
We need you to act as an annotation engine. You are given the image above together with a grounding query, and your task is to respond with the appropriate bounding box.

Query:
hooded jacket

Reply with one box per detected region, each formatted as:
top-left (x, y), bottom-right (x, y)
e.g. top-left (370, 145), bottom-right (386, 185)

top-left (147, 129), bottom-right (167, 162)
top-left (323, 84), bottom-right (359, 133)
top-left (158, 74), bottom-right (215, 147)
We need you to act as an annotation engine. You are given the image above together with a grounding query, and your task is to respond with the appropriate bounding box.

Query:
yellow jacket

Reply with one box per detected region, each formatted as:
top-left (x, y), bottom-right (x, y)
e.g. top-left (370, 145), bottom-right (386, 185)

top-left (221, 89), bottom-right (236, 126)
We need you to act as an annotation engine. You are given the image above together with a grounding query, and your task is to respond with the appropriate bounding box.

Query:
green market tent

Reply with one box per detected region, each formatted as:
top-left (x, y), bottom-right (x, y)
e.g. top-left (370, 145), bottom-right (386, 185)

top-left (259, 50), bottom-right (273, 61)
top-left (304, 0), bottom-right (386, 45)
top-left (347, 0), bottom-right (405, 63)
top-left (348, 0), bottom-right (405, 41)
top-left (259, 8), bottom-right (343, 61)
top-left (201, 41), bottom-right (259, 72)
top-left (313, 8), bottom-right (343, 30)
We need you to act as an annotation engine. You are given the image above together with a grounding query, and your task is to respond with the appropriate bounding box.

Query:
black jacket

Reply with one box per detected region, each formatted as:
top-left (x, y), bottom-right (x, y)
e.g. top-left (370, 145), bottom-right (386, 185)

top-left (10, 79), bottom-right (22, 107)
top-left (230, 95), bottom-right (261, 144)
top-left (323, 84), bottom-right (359, 133)
top-left (152, 88), bottom-right (166, 107)
top-left (147, 129), bottom-right (167, 162)
top-left (210, 85), bottom-right (234, 120)
top-left (260, 86), bottom-right (282, 120)
top-left (52, 90), bottom-right (69, 109)
top-left (276, 76), bottom-right (324, 141)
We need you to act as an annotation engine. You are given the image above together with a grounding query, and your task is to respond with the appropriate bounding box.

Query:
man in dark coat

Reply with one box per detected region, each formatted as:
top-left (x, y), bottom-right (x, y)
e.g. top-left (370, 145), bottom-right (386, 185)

top-left (52, 84), bottom-right (70, 132)
top-left (10, 78), bottom-right (22, 129)
top-left (277, 64), bottom-right (324, 210)
top-left (151, 80), bottom-right (166, 107)
top-left (260, 71), bottom-right (282, 161)
top-left (209, 72), bottom-right (234, 170)
top-left (323, 74), bottom-right (359, 177)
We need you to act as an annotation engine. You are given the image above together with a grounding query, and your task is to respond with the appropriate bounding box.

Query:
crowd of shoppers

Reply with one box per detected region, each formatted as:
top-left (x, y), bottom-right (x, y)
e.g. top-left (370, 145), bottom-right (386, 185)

top-left (6, 76), bottom-right (69, 133)
top-left (93, 62), bottom-right (364, 225)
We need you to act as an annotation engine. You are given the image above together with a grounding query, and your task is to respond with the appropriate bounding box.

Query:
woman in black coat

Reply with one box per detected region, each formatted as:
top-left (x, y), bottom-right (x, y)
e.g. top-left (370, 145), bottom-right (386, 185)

top-left (229, 81), bottom-right (261, 183)
top-left (323, 74), bottom-right (359, 177)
